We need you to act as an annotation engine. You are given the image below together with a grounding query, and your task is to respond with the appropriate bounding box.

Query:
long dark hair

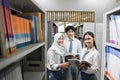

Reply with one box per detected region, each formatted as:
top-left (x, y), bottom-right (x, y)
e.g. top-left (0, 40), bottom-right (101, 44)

top-left (83, 31), bottom-right (97, 49)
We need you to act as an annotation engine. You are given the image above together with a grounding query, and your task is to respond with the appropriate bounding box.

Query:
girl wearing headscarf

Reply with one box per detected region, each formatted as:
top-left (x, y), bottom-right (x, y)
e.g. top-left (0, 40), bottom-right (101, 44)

top-left (47, 33), bottom-right (69, 80)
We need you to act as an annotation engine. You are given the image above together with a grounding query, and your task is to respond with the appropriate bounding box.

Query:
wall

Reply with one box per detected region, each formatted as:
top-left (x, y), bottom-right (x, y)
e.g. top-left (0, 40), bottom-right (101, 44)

top-left (35, 0), bottom-right (105, 23)
top-left (104, 0), bottom-right (120, 12)
top-left (35, 0), bottom-right (120, 22)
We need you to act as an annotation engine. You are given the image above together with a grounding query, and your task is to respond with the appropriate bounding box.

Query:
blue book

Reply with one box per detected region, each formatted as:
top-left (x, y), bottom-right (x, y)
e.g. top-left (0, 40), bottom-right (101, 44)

top-left (33, 16), bottom-right (38, 43)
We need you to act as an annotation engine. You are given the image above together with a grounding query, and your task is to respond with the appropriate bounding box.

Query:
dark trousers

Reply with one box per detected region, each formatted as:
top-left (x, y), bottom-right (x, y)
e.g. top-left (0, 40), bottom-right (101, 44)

top-left (47, 68), bottom-right (68, 80)
top-left (66, 65), bottom-right (80, 80)
top-left (81, 72), bottom-right (97, 80)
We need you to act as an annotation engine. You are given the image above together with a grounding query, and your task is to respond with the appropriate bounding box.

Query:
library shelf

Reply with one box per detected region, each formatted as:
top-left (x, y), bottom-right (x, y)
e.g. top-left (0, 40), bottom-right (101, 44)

top-left (0, 42), bottom-right (45, 70)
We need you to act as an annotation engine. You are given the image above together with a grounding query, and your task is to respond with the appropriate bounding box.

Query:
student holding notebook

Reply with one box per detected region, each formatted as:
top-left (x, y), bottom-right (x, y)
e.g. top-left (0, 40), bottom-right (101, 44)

top-left (64, 25), bottom-right (82, 80)
top-left (47, 33), bottom-right (69, 80)
top-left (78, 31), bottom-right (100, 80)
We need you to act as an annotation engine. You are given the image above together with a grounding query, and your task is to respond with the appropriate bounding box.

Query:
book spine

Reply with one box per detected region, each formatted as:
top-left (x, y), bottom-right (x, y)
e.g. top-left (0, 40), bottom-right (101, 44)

top-left (0, 0), bottom-right (9, 57)
top-left (2, 0), bottom-right (16, 53)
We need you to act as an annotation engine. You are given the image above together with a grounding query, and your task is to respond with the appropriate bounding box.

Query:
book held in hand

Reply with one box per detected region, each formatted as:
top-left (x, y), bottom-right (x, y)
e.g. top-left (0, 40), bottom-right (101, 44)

top-left (65, 54), bottom-right (80, 62)
top-left (67, 58), bottom-right (92, 71)
top-left (80, 61), bottom-right (91, 67)
top-left (68, 58), bottom-right (80, 66)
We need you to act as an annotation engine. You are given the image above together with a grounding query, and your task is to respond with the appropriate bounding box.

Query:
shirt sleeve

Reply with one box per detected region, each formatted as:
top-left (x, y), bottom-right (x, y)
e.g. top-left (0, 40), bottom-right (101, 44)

top-left (84, 52), bottom-right (100, 74)
top-left (47, 50), bottom-right (60, 70)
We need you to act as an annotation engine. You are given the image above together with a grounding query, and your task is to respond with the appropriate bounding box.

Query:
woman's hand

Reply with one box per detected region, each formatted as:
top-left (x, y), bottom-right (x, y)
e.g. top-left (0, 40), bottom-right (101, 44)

top-left (78, 63), bottom-right (87, 71)
top-left (78, 61), bottom-right (91, 71)
top-left (58, 62), bottom-right (70, 70)
top-left (61, 62), bottom-right (70, 69)
top-left (75, 54), bottom-right (80, 59)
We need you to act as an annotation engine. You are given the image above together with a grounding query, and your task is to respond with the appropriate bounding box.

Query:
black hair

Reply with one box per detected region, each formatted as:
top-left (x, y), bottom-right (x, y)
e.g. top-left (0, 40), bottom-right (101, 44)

top-left (65, 25), bottom-right (76, 32)
top-left (83, 31), bottom-right (97, 49)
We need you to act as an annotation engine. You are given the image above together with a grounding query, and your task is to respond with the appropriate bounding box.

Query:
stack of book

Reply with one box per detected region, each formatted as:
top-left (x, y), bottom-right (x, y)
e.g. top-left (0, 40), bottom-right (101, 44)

top-left (105, 46), bottom-right (120, 80)
top-left (109, 15), bottom-right (120, 45)
top-left (0, 0), bottom-right (16, 57)
top-left (17, 12), bottom-right (43, 43)
top-left (11, 15), bottom-right (31, 48)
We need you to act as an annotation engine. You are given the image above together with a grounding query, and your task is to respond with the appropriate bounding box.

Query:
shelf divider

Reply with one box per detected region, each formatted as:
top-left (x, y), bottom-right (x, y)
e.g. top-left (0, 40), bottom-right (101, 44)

top-left (0, 42), bottom-right (45, 70)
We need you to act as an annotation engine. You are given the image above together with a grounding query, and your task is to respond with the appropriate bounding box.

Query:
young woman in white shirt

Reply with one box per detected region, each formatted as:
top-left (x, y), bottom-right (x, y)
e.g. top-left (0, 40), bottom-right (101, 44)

top-left (47, 33), bottom-right (69, 80)
top-left (79, 31), bottom-right (100, 80)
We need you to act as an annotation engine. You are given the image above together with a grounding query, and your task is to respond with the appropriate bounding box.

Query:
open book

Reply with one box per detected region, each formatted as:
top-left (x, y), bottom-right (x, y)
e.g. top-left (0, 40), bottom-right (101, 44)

top-left (68, 58), bottom-right (80, 66)
top-left (68, 58), bottom-right (91, 68)
top-left (65, 54), bottom-right (80, 62)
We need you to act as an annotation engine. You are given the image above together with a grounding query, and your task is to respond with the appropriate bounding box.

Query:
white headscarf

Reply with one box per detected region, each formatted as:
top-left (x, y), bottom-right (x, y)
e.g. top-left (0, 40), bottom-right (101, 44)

top-left (48, 33), bottom-right (66, 56)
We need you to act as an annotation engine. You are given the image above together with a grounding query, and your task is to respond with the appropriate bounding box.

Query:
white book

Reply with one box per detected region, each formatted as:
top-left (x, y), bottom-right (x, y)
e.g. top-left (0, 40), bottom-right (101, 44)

top-left (110, 15), bottom-right (118, 44)
top-left (68, 58), bottom-right (92, 68)
top-left (114, 15), bottom-right (120, 45)
top-left (68, 58), bottom-right (80, 66)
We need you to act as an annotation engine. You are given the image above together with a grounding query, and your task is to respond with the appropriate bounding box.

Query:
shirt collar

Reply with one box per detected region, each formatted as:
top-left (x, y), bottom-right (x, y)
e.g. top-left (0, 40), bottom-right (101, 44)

top-left (85, 47), bottom-right (96, 52)
top-left (66, 37), bottom-right (75, 41)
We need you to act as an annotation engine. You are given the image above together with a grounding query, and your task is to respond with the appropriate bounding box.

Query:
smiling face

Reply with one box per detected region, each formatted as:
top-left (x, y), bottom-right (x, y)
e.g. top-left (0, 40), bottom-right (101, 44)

top-left (84, 34), bottom-right (94, 49)
top-left (67, 29), bottom-right (74, 39)
top-left (57, 35), bottom-right (64, 46)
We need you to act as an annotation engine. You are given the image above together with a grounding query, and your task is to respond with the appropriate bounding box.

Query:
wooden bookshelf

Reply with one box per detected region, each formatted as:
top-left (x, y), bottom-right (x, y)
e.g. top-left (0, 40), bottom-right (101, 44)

top-left (0, 42), bottom-right (45, 70)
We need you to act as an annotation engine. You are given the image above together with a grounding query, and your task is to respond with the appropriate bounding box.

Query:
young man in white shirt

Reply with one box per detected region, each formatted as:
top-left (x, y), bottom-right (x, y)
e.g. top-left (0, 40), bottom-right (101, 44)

top-left (64, 25), bottom-right (82, 80)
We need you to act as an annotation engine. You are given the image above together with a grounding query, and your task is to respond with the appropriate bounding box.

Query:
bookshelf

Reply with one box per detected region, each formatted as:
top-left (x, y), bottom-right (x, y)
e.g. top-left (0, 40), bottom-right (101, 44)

top-left (24, 72), bottom-right (45, 80)
top-left (106, 42), bottom-right (120, 50)
top-left (102, 6), bottom-right (120, 80)
top-left (47, 21), bottom-right (58, 49)
top-left (0, 0), bottom-right (46, 80)
top-left (0, 42), bottom-right (45, 70)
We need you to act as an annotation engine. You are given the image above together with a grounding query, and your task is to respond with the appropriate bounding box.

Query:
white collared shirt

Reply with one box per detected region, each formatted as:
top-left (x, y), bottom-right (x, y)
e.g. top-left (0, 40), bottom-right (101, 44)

top-left (80, 47), bottom-right (100, 74)
top-left (47, 50), bottom-right (65, 71)
top-left (64, 37), bottom-right (82, 55)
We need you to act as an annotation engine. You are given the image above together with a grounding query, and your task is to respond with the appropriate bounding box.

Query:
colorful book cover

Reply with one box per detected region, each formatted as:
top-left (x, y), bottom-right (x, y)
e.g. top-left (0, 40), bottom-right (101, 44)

top-left (11, 15), bottom-right (31, 48)
top-left (25, 19), bottom-right (31, 45)
top-left (17, 12), bottom-right (43, 42)
top-left (105, 46), bottom-right (120, 80)
top-left (0, 0), bottom-right (8, 56)
top-left (0, 0), bottom-right (17, 57)
top-left (33, 16), bottom-right (38, 42)
top-left (2, 0), bottom-right (16, 53)
top-left (17, 15), bottom-right (37, 43)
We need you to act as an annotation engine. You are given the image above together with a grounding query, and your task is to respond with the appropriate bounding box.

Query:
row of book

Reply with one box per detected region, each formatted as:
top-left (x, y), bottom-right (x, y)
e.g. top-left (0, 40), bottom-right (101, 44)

top-left (109, 15), bottom-right (120, 45)
top-left (0, 0), bottom-right (43, 57)
top-left (0, 0), bottom-right (16, 56)
top-left (105, 46), bottom-right (120, 80)
top-left (11, 15), bottom-right (31, 48)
